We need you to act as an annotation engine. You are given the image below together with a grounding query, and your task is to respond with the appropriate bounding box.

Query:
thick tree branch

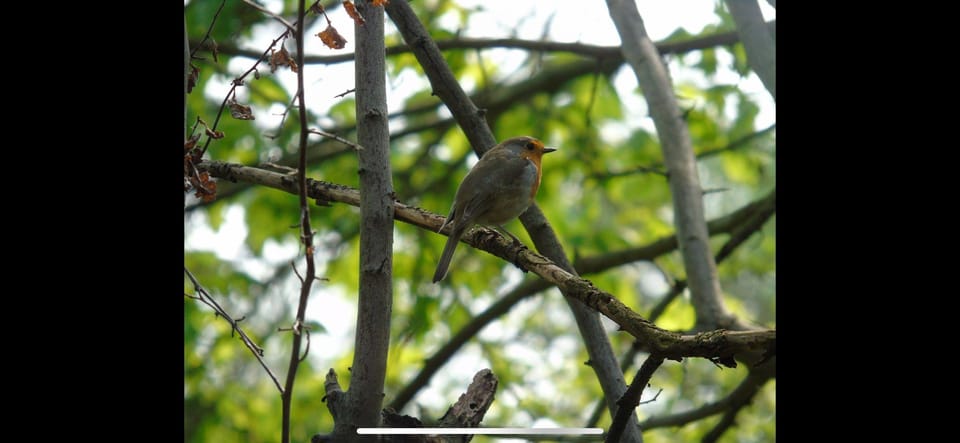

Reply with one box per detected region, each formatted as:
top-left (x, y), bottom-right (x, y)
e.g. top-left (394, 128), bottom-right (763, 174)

top-left (606, 0), bottom-right (742, 332)
top-left (197, 160), bottom-right (776, 366)
top-left (723, 0), bottom-right (776, 100)
top-left (331, 1), bottom-right (394, 440)
top-left (199, 159), bottom-right (776, 413)
top-left (384, 2), bottom-right (643, 440)
top-left (437, 369), bottom-right (498, 431)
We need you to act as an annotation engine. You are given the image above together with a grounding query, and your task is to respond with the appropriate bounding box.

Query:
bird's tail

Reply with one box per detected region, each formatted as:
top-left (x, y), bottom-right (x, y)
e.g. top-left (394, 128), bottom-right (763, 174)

top-left (433, 225), bottom-right (463, 283)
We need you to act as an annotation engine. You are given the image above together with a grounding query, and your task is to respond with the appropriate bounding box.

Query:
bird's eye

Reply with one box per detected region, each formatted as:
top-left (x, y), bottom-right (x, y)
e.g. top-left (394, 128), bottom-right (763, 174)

top-left (525, 142), bottom-right (536, 150)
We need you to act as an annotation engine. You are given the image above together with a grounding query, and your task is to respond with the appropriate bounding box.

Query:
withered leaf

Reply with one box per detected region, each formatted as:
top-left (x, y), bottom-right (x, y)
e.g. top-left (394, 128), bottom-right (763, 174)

top-left (184, 134), bottom-right (200, 151)
top-left (344, 1), bottom-right (365, 26)
top-left (318, 24), bottom-right (347, 50)
top-left (228, 98), bottom-right (256, 120)
top-left (270, 46), bottom-right (291, 73)
top-left (371, 0), bottom-right (389, 6)
top-left (310, 3), bottom-right (325, 15)
top-left (205, 128), bottom-right (225, 139)
top-left (187, 64), bottom-right (199, 93)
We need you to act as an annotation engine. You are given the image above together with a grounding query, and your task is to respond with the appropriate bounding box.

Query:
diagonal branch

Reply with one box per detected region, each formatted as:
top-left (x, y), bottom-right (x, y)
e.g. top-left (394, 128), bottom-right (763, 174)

top-left (390, 189), bottom-right (774, 412)
top-left (197, 160), bottom-right (776, 363)
top-left (640, 362), bottom-right (774, 430)
top-left (184, 267), bottom-right (283, 393)
top-left (606, 0), bottom-right (744, 332)
top-left (383, 2), bottom-right (644, 440)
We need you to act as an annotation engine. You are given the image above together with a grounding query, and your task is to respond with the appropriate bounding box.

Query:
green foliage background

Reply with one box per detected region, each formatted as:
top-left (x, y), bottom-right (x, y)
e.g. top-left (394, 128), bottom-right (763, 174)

top-left (184, 1), bottom-right (775, 441)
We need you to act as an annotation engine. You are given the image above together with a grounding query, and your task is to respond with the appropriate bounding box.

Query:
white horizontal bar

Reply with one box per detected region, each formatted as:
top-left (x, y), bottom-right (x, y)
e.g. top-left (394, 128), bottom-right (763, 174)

top-left (357, 428), bottom-right (603, 435)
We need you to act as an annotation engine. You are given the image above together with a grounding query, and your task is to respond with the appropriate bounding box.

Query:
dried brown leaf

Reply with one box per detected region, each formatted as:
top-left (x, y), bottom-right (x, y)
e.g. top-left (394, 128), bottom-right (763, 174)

top-left (228, 98), bottom-right (256, 120)
top-left (317, 24), bottom-right (347, 50)
top-left (310, 3), bottom-right (325, 15)
top-left (193, 171), bottom-right (218, 202)
top-left (187, 64), bottom-right (199, 93)
top-left (270, 47), bottom-right (292, 73)
top-left (184, 134), bottom-right (200, 151)
top-left (205, 128), bottom-right (225, 139)
top-left (344, 1), bottom-right (365, 25)
top-left (371, 0), bottom-right (389, 5)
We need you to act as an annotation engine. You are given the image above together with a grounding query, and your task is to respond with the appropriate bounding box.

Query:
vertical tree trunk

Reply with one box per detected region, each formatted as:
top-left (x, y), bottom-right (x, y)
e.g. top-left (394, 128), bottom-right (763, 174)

top-left (332, 1), bottom-right (394, 440)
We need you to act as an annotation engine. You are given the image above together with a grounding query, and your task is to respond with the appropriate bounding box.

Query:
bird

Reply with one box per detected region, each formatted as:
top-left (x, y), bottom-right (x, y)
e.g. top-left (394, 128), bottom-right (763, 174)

top-left (432, 136), bottom-right (556, 283)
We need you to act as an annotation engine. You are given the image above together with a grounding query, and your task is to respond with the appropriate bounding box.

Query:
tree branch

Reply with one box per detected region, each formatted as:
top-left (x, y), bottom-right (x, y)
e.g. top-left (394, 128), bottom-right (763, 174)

top-left (198, 159), bottom-right (776, 413)
top-left (188, 0), bottom-right (226, 60)
top-left (280, 1), bottom-right (319, 442)
top-left (607, 354), bottom-right (664, 443)
top-left (606, 0), bottom-right (742, 332)
top-left (184, 267), bottom-right (283, 393)
top-left (197, 161), bottom-right (776, 369)
top-left (331, 0), bottom-right (394, 439)
top-left (384, 2), bottom-right (644, 440)
top-left (723, 0), bottom-right (776, 100)
top-left (640, 362), bottom-right (774, 430)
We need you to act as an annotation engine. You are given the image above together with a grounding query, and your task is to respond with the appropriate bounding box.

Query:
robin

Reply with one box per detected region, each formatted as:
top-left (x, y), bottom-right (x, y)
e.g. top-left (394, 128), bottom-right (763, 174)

top-left (433, 136), bottom-right (557, 283)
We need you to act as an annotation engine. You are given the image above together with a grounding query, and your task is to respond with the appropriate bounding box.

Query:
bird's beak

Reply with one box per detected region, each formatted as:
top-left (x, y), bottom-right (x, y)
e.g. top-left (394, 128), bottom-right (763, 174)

top-left (543, 147), bottom-right (557, 153)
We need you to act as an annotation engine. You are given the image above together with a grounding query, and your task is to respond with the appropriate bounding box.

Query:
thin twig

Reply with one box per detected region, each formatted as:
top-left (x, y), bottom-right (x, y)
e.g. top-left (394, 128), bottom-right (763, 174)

top-left (280, 1), bottom-right (317, 441)
top-left (241, 0), bottom-right (296, 32)
top-left (308, 128), bottom-right (365, 151)
top-left (188, 0), bottom-right (226, 59)
top-left (593, 123), bottom-right (776, 181)
top-left (266, 94), bottom-right (300, 140)
top-left (184, 267), bottom-right (283, 393)
top-left (640, 365), bottom-right (775, 430)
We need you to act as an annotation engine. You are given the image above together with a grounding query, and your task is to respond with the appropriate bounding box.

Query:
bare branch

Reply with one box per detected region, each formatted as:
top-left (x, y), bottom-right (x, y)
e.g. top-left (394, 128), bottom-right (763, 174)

top-left (183, 267), bottom-right (283, 393)
top-left (307, 128), bottom-right (365, 151)
top-left (241, 0), bottom-right (296, 32)
top-left (606, 0), bottom-right (744, 332)
top-left (724, 0), bottom-right (776, 100)
top-left (389, 189), bottom-right (774, 412)
top-left (607, 354), bottom-right (665, 442)
top-left (188, 0), bottom-right (226, 59)
top-left (280, 1), bottom-right (317, 441)
top-left (384, 2), bottom-right (644, 440)
top-left (328, 1), bottom-right (395, 439)
top-left (641, 363), bottom-right (775, 430)
top-left (438, 369), bottom-right (499, 430)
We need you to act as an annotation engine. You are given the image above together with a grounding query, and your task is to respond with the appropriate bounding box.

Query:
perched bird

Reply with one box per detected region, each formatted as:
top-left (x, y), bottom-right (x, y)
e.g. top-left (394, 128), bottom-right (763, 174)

top-left (433, 136), bottom-right (556, 283)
